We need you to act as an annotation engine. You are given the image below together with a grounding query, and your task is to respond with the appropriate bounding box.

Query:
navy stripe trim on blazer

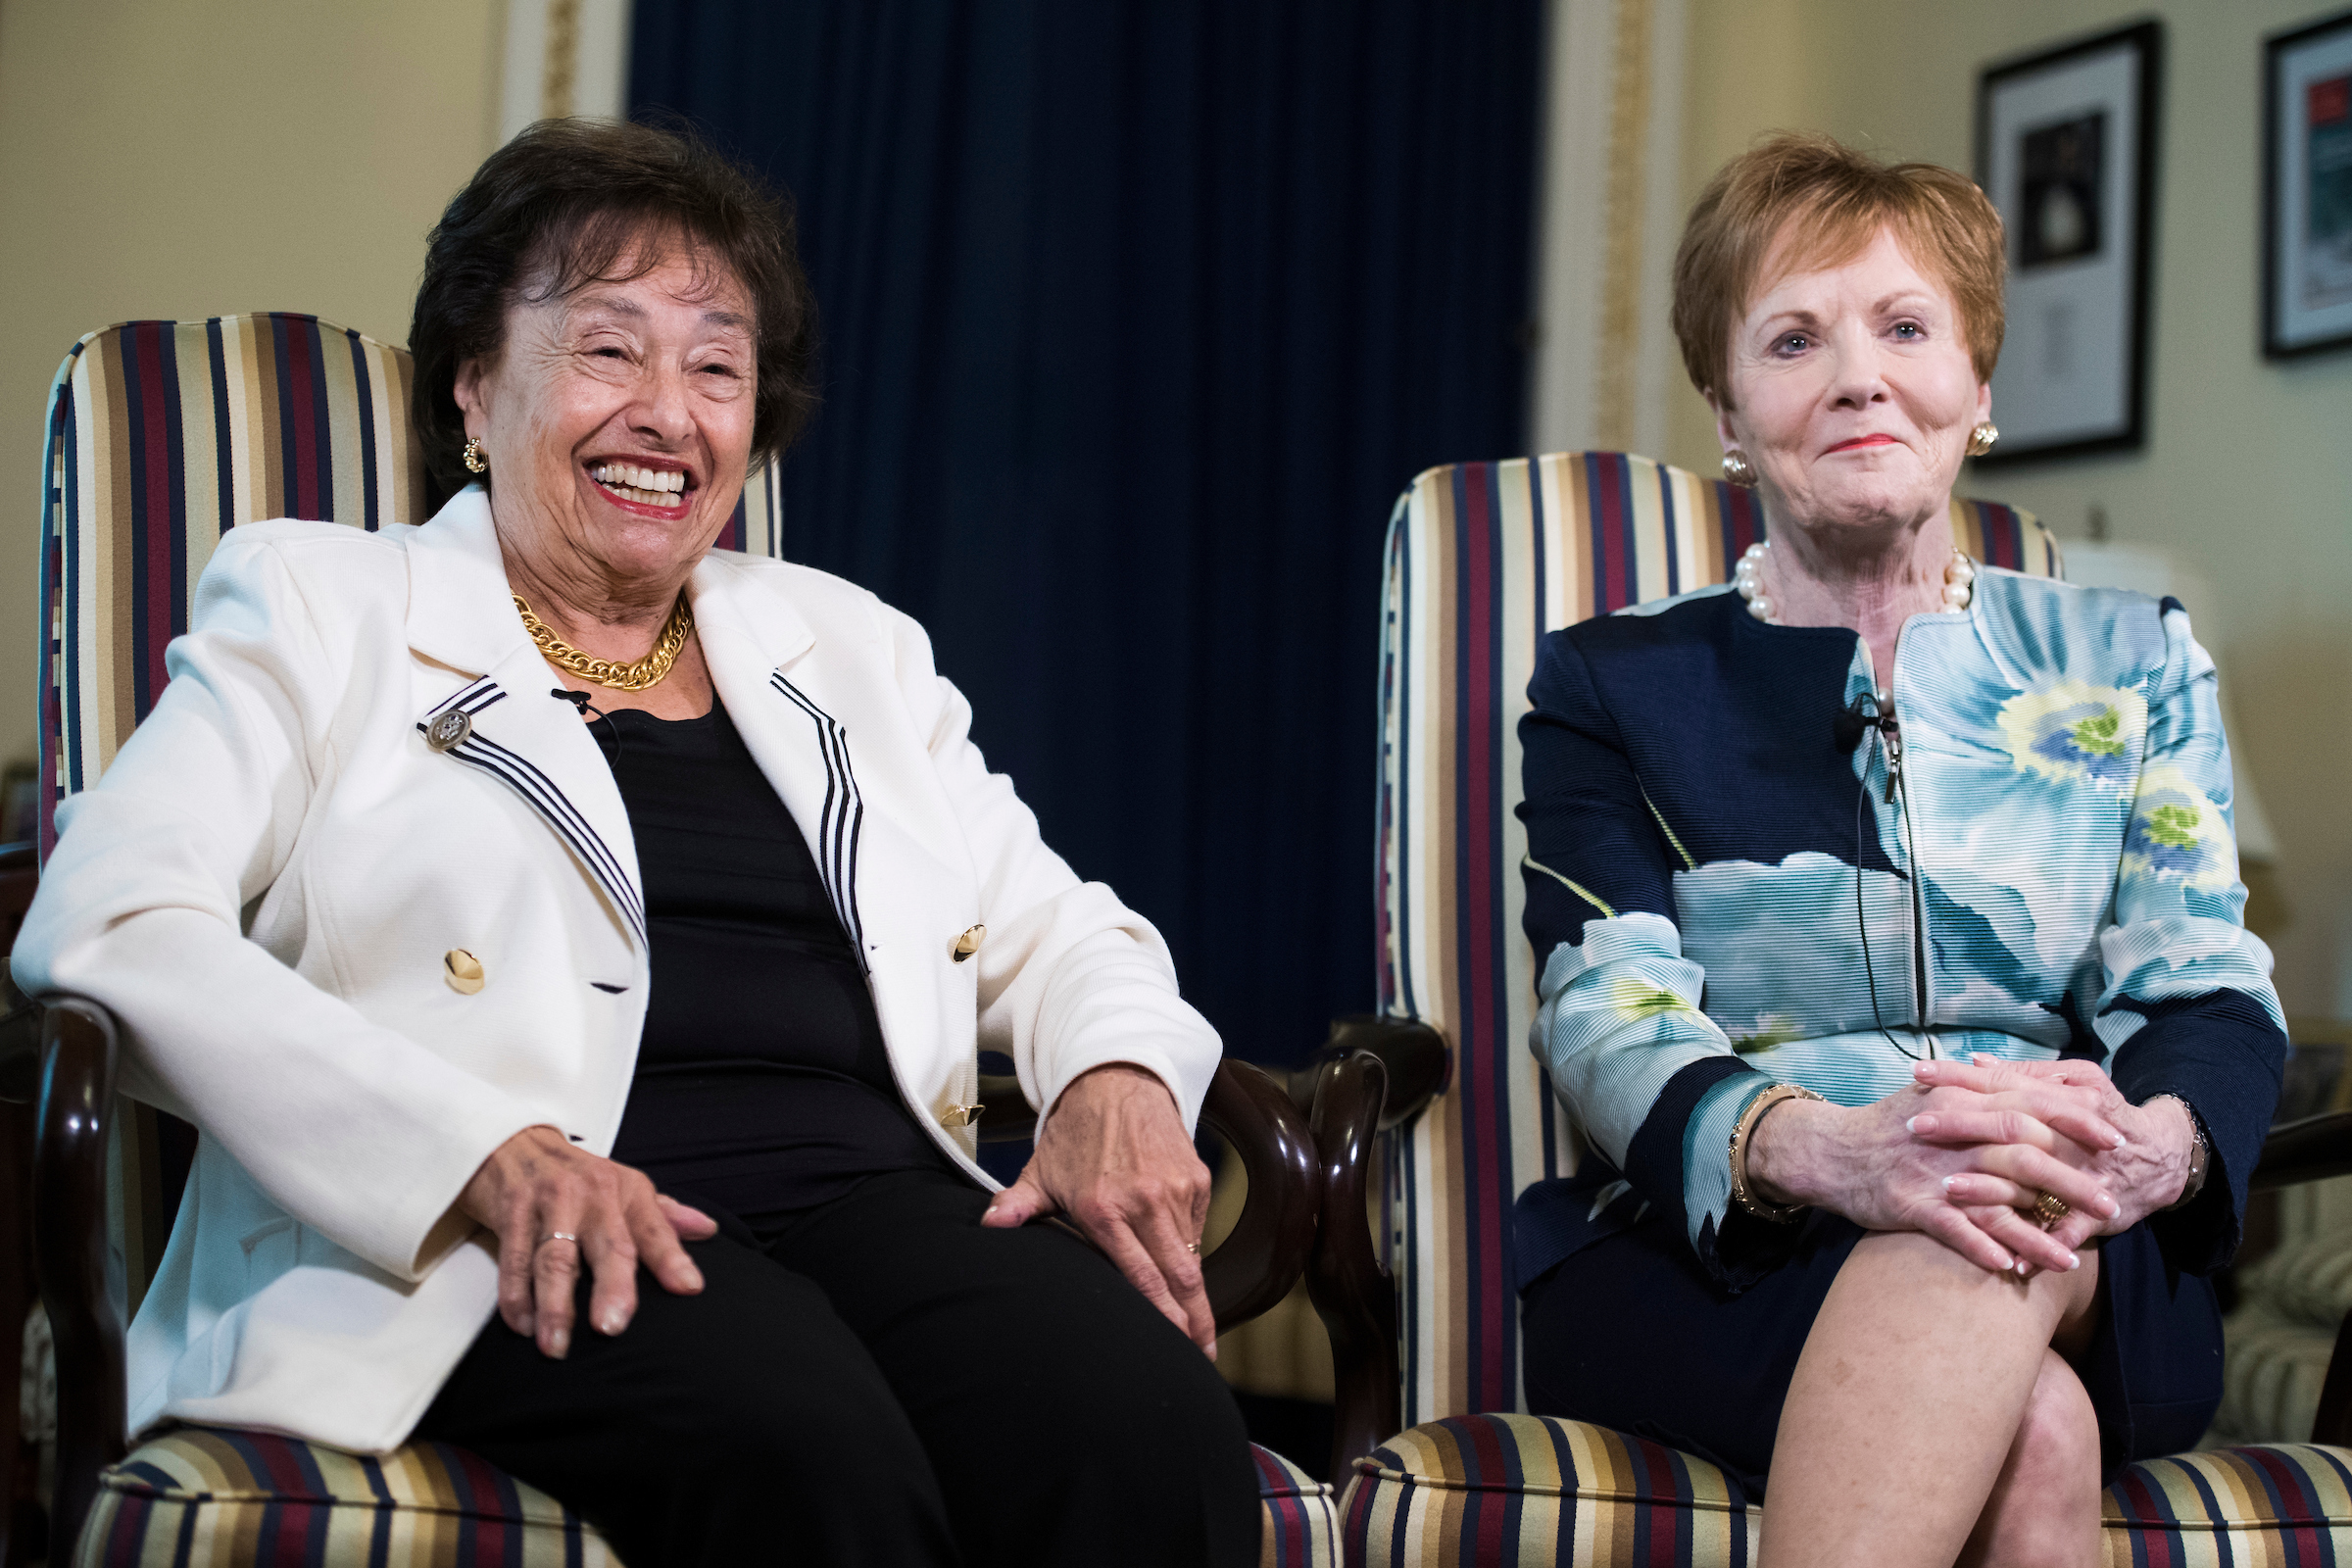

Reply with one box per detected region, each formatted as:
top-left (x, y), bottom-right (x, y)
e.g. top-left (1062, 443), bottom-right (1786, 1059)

top-left (770, 672), bottom-right (867, 966)
top-left (415, 680), bottom-right (648, 950)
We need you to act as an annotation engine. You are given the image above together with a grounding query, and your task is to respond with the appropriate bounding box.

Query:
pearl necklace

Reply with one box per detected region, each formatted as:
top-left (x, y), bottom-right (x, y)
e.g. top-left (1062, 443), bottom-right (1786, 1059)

top-left (1731, 541), bottom-right (1974, 625)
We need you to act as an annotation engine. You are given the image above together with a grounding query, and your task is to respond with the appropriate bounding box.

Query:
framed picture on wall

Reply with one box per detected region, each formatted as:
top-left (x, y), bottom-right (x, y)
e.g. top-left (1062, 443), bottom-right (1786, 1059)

top-left (1973, 21), bottom-right (2163, 464)
top-left (2265, 9), bottom-right (2352, 358)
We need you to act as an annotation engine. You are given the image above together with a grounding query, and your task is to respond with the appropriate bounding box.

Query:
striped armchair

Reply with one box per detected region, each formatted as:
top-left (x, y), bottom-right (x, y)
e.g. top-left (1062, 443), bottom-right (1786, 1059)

top-left (21, 315), bottom-right (1339, 1568)
top-left (1305, 452), bottom-right (2352, 1565)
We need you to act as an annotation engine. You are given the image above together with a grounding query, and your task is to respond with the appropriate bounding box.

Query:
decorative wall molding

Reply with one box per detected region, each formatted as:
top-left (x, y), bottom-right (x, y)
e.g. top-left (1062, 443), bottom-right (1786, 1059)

top-left (500, 0), bottom-right (634, 141)
top-left (1529, 0), bottom-right (1689, 460)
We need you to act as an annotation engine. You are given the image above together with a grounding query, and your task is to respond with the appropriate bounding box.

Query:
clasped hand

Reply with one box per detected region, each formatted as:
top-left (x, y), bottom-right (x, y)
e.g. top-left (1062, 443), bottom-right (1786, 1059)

top-left (1899, 1056), bottom-right (2197, 1275)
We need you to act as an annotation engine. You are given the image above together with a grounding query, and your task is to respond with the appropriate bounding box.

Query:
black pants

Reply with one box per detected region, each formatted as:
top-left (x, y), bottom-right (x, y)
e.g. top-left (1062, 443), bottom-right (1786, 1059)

top-left (415, 1167), bottom-right (1259, 1567)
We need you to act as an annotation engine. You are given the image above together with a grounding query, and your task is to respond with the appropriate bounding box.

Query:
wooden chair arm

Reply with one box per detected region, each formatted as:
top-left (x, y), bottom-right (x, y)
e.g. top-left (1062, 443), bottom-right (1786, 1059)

top-left (1287, 1015), bottom-right (1446, 1131)
top-left (1304, 1048), bottom-right (1397, 1484)
top-left (972, 1060), bottom-right (1325, 1336)
top-left (31, 998), bottom-right (124, 1557)
top-left (0, 985), bottom-right (37, 1104)
top-left (1199, 1060), bottom-right (1324, 1334)
top-left (2246, 1110), bottom-right (2352, 1444)
top-left (2251, 1110), bottom-right (2352, 1193)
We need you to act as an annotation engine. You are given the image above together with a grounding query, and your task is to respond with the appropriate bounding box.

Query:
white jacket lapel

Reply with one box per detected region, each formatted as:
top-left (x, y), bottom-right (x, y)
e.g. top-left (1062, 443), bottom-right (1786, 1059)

top-left (689, 557), bottom-right (868, 964)
top-left (404, 488), bottom-right (647, 954)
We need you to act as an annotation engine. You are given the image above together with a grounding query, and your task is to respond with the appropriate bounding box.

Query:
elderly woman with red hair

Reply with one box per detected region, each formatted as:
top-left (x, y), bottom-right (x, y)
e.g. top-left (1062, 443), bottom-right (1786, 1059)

top-left (1512, 132), bottom-right (2282, 1568)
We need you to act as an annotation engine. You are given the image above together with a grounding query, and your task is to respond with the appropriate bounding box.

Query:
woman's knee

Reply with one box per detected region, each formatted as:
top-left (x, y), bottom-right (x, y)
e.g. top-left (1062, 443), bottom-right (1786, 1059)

top-left (1962, 1351), bottom-right (2104, 1568)
top-left (2009, 1351), bottom-right (2101, 1492)
top-left (617, 1262), bottom-right (928, 1481)
top-left (1056, 1330), bottom-right (1245, 1457)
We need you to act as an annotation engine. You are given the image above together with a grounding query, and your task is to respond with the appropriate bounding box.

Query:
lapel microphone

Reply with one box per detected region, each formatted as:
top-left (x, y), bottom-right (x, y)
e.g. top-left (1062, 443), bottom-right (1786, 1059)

top-left (1834, 692), bottom-right (1897, 753)
top-left (554, 687), bottom-right (624, 764)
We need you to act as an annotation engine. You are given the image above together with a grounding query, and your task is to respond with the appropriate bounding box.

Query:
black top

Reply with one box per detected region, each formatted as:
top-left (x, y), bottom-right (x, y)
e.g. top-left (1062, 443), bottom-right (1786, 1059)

top-left (599, 700), bottom-right (951, 1221)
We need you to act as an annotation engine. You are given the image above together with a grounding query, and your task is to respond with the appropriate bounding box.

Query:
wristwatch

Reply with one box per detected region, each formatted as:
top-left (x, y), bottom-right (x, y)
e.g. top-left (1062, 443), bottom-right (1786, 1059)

top-left (2148, 1094), bottom-right (2210, 1210)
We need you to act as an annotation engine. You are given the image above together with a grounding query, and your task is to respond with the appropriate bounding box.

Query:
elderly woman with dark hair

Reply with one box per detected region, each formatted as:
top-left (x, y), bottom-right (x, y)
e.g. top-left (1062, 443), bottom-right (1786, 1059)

top-left (14, 120), bottom-right (1256, 1567)
top-left (1511, 133), bottom-right (2283, 1568)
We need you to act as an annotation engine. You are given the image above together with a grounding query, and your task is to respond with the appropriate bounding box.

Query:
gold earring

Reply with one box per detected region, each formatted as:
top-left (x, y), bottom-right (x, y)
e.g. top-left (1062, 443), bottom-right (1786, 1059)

top-left (1966, 421), bottom-right (1998, 459)
top-left (1721, 450), bottom-right (1759, 488)
top-left (463, 437), bottom-right (488, 474)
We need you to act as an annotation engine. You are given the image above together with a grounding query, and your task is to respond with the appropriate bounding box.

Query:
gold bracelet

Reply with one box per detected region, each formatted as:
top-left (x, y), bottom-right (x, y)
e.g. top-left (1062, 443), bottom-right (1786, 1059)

top-left (1729, 1082), bottom-right (1826, 1224)
top-left (2148, 1094), bottom-right (2211, 1211)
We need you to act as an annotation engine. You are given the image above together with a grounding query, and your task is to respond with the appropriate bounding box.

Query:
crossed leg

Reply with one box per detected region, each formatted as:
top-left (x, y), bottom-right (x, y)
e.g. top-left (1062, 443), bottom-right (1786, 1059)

top-left (1758, 1230), bottom-right (2104, 1568)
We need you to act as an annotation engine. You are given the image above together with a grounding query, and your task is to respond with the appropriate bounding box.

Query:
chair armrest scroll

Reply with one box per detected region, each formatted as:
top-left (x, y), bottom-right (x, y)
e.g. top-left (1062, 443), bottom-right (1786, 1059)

top-left (1304, 1048), bottom-right (1398, 1485)
top-left (2250, 1111), bottom-right (2352, 1192)
top-left (1199, 1059), bottom-right (1323, 1335)
top-left (1288, 1015), bottom-right (1446, 1131)
top-left (32, 998), bottom-right (125, 1558)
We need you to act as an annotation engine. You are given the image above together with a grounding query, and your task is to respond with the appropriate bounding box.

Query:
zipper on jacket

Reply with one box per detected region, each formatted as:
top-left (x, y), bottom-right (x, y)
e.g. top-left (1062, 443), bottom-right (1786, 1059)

top-left (1873, 711), bottom-right (1936, 1057)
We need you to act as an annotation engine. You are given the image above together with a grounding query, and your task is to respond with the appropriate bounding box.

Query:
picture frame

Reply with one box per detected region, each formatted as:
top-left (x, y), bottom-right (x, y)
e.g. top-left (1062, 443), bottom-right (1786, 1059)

top-left (2265, 8), bottom-right (2352, 358)
top-left (1973, 21), bottom-right (2163, 465)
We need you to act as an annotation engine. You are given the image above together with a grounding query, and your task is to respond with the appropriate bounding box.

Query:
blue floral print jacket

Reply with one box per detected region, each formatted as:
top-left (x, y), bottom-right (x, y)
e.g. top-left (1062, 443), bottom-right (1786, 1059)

top-left (1512, 567), bottom-right (2287, 1292)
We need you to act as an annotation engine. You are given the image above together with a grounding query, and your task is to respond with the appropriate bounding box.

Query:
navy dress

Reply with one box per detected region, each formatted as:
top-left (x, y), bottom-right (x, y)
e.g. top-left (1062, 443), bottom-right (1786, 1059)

top-left (1511, 570), bottom-right (2286, 1496)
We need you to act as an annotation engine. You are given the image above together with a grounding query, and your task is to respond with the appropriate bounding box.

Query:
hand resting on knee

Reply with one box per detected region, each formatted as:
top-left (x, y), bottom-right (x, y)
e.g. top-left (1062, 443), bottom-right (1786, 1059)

top-left (980, 1063), bottom-right (1218, 1358)
top-left (458, 1125), bottom-right (719, 1359)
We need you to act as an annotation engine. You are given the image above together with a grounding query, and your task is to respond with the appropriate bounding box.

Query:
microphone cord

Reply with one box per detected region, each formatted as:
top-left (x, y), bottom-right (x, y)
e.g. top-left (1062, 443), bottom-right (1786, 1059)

top-left (553, 687), bottom-right (625, 768)
top-left (1847, 693), bottom-right (1935, 1062)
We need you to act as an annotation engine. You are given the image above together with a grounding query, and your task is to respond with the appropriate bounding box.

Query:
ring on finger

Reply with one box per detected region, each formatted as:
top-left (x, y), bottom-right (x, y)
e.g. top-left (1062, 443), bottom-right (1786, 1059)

top-left (2031, 1191), bottom-right (2070, 1231)
top-left (538, 1231), bottom-right (580, 1249)
top-left (1184, 1240), bottom-right (1201, 1255)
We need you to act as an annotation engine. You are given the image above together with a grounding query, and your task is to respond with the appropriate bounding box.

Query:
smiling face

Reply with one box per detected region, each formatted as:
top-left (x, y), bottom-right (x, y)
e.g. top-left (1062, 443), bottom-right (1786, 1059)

top-left (1716, 225), bottom-right (1989, 546)
top-left (454, 241), bottom-right (756, 617)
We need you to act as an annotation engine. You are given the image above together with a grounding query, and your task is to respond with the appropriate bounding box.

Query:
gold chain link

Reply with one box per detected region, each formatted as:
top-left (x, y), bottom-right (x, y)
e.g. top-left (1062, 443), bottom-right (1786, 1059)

top-left (513, 594), bottom-right (693, 692)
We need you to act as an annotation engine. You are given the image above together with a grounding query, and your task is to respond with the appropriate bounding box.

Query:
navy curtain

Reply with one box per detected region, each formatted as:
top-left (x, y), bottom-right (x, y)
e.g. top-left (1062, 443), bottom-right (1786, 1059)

top-left (631, 2), bottom-right (1541, 1066)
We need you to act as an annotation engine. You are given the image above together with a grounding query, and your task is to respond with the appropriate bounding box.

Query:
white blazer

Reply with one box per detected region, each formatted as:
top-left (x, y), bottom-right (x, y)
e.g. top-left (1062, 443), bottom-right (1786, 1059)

top-left (13, 486), bottom-right (1221, 1453)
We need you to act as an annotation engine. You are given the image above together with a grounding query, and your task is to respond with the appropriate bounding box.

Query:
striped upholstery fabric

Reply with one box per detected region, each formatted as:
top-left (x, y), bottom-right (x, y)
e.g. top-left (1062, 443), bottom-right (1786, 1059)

top-left (71, 1428), bottom-right (615, 1568)
top-left (1339, 1415), bottom-right (2352, 1567)
top-left (1343, 1414), bottom-right (1761, 1566)
top-left (1372, 450), bottom-right (2061, 1425)
top-left (74, 1429), bottom-right (1335, 1567)
top-left (2105, 1446), bottom-right (2352, 1565)
top-left (38, 314), bottom-right (790, 860)
top-left (1253, 1445), bottom-right (1341, 1568)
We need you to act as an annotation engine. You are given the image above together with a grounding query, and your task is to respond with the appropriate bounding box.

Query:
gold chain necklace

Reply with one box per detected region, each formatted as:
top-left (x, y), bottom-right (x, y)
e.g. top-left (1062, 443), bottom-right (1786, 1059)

top-left (513, 594), bottom-right (694, 691)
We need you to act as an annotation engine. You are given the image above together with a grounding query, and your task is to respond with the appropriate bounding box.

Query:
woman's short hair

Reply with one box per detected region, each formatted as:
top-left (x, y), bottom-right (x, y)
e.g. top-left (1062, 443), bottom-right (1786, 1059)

top-left (1670, 131), bottom-right (2005, 408)
top-left (411, 118), bottom-right (819, 489)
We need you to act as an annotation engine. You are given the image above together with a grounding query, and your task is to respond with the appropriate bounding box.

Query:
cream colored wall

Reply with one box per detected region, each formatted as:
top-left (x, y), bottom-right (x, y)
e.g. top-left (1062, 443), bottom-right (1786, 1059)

top-left (0, 0), bottom-right (505, 779)
top-left (1675, 0), bottom-right (2352, 1021)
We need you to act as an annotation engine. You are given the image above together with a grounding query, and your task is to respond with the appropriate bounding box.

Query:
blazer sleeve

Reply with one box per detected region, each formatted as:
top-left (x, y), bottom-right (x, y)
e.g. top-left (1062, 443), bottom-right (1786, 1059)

top-left (11, 529), bottom-right (544, 1282)
top-left (1519, 629), bottom-right (1784, 1286)
top-left (2094, 600), bottom-right (2287, 1272)
top-left (877, 605), bottom-right (1223, 1133)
